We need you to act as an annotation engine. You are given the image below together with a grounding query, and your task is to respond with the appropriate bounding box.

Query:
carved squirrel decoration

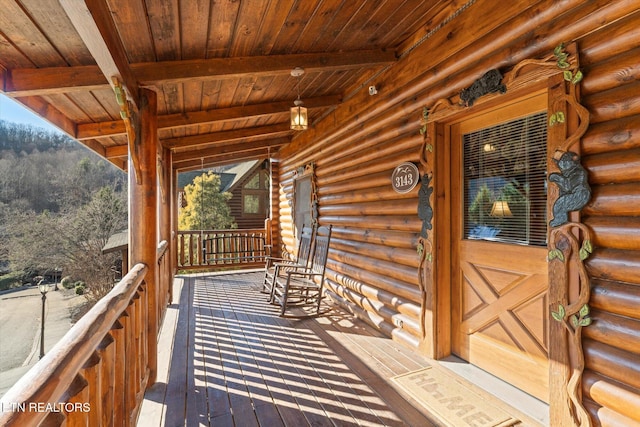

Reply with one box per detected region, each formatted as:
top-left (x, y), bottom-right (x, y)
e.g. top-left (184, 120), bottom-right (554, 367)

top-left (549, 151), bottom-right (591, 227)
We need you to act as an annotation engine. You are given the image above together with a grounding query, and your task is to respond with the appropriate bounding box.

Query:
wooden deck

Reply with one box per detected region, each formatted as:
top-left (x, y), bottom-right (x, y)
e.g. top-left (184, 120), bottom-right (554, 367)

top-left (136, 270), bottom-right (543, 426)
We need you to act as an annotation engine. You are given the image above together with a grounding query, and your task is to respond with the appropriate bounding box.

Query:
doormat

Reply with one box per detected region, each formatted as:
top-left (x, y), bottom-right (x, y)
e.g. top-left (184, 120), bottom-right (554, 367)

top-left (392, 367), bottom-right (520, 427)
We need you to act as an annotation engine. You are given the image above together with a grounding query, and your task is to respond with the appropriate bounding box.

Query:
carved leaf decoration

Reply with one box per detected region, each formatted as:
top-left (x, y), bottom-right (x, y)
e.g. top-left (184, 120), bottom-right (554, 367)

top-left (580, 317), bottom-right (592, 327)
top-left (552, 304), bottom-right (566, 322)
top-left (563, 70), bottom-right (574, 81)
top-left (549, 112), bottom-right (565, 127)
top-left (571, 315), bottom-right (579, 328)
top-left (579, 239), bottom-right (593, 260)
top-left (417, 243), bottom-right (424, 256)
top-left (427, 252), bottom-right (433, 262)
top-left (554, 43), bottom-right (565, 57)
top-left (571, 70), bottom-right (583, 84)
top-left (579, 248), bottom-right (589, 260)
top-left (579, 304), bottom-right (590, 317)
top-left (557, 59), bottom-right (570, 69)
top-left (425, 143), bottom-right (434, 152)
top-left (548, 248), bottom-right (565, 261)
top-left (420, 126), bottom-right (427, 135)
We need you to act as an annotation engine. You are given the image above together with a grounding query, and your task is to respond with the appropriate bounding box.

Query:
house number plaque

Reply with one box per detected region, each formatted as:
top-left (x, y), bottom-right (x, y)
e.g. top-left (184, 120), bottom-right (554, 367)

top-left (391, 162), bottom-right (419, 193)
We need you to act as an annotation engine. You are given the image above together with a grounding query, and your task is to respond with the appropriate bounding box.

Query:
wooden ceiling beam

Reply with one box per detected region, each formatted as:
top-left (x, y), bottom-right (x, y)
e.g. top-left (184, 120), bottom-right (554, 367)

top-left (171, 137), bottom-right (289, 163)
top-left (4, 66), bottom-right (108, 97)
top-left (133, 50), bottom-right (396, 85)
top-left (105, 144), bottom-right (129, 159)
top-left (163, 123), bottom-right (292, 149)
top-left (58, 0), bottom-right (140, 106)
top-left (173, 149), bottom-right (274, 173)
top-left (4, 50), bottom-right (394, 97)
top-left (76, 95), bottom-right (340, 140)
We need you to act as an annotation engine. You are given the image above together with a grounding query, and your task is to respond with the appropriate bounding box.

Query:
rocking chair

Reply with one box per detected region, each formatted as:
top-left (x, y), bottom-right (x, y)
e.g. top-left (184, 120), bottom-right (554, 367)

top-left (262, 225), bottom-right (315, 298)
top-left (271, 225), bottom-right (332, 317)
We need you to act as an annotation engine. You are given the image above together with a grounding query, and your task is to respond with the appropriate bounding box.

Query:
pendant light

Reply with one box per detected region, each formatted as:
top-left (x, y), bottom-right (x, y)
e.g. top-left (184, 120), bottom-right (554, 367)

top-left (290, 67), bottom-right (308, 130)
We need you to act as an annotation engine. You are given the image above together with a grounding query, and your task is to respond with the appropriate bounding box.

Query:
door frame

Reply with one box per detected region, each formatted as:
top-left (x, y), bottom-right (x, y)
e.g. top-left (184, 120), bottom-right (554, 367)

top-left (419, 43), bottom-right (592, 425)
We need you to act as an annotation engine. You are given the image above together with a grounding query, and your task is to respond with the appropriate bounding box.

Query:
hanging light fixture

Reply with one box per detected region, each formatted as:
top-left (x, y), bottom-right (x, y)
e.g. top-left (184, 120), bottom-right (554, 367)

top-left (290, 67), bottom-right (308, 130)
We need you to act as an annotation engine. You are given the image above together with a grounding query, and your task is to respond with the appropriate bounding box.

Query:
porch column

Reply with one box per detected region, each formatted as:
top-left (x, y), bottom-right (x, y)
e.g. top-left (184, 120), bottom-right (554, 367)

top-left (128, 88), bottom-right (158, 383)
top-left (160, 147), bottom-right (173, 304)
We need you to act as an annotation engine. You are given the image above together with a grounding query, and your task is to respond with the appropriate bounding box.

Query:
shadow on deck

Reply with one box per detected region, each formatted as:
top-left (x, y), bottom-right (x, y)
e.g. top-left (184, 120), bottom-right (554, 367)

top-left (136, 270), bottom-right (543, 426)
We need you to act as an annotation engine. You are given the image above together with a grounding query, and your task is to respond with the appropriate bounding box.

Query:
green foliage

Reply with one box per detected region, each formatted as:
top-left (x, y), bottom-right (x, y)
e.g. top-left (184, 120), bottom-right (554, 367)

top-left (468, 184), bottom-right (494, 224)
top-left (0, 271), bottom-right (26, 291)
top-left (74, 282), bottom-right (86, 295)
top-left (179, 172), bottom-right (236, 230)
top-left (60, 276), bottom-right (74, 289)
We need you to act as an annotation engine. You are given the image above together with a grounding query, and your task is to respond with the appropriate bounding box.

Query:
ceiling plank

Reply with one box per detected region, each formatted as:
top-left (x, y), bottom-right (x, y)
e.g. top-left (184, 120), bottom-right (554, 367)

top-left (58, 0), bottom-right (139, 105)
top-left (13, 96), bottom-right (78, 138)
top-left (164, 123), bottom-right (292, 149)
top-left (76, 94), bottom-right (340, 139)
top-left (134, 49), bottom-right (395, 85)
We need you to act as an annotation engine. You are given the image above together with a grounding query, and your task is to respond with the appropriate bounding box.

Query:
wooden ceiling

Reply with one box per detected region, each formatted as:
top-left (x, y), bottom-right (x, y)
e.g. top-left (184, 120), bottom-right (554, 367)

top-left (1, 0), bottom-right (453, 171)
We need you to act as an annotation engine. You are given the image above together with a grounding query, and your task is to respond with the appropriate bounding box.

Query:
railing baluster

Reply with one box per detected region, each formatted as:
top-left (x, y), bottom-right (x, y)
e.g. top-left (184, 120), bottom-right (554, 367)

top-left (99, 333), bottom-right (116, 427)
top-left (112, 319), bottom-right (126, 427)
top-left (176, 228), bottom-right (268, 271)
top-left (65, 374), bottom-right (89, 427)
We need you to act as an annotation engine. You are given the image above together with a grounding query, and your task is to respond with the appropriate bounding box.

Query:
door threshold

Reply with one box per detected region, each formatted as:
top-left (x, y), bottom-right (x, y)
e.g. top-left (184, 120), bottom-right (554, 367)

top-left (437, 355), bottom-right (549, 426)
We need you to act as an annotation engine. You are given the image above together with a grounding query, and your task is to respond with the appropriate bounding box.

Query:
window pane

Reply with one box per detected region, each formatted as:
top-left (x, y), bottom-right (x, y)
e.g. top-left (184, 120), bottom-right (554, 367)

top-left (244, 194), bottom-right (260, 214)
top-left (244, 173), bottom-right (260, 189)
top-left (463, 111), bottom-right (547, 246)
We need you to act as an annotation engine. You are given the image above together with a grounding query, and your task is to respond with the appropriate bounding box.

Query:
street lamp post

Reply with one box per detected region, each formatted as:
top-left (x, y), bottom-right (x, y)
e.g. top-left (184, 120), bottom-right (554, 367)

top-left (38, 281), bottom-right (52, 359)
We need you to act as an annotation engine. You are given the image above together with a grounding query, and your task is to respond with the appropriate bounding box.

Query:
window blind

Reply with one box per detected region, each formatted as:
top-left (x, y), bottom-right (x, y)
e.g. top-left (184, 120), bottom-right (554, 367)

top-left (463, 111), bottom-right (547, 246)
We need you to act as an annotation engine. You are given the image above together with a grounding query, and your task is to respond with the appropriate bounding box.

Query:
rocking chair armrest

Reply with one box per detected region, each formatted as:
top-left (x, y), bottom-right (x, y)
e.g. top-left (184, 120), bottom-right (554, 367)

top-left (284, 269), bottom-right (321, 280)
top-left (265, 255), bottom-right (294, 267)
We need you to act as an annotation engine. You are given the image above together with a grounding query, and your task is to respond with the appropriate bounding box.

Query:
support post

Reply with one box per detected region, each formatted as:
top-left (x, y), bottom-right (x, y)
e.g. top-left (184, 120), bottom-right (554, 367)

top-left (128, 88), bottom-right (158, 384)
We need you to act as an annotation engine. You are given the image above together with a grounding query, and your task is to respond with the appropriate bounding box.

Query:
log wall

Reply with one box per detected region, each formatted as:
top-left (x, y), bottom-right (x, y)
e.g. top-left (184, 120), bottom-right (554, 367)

top-left (579, 10), bottom-right (640, 425)
top-left (276, 1), bottom-right (639, 424)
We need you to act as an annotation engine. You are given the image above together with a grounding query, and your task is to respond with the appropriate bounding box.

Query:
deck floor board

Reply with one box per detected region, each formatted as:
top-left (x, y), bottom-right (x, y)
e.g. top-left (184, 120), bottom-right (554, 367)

top-left (137, 270), bottom-right (438, 426)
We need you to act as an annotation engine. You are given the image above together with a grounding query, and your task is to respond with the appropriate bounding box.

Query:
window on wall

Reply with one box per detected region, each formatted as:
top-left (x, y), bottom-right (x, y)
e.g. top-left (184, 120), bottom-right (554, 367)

top-left (242, 170), bottom-right (269, 216)
top-left (463, 111), bottom-right (547, 246)
top-left (294, 174), bottom-right (312, 240)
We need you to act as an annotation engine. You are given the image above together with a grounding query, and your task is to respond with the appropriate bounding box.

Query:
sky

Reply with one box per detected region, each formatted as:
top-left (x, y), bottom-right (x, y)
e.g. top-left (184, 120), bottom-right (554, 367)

top-left (0, 94), bottom-right (62, 134)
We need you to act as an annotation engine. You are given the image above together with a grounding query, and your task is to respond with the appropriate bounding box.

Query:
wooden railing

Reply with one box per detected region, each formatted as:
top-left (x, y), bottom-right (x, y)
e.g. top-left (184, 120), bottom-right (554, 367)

top-left (177, 228), bottom-right (269, 270)
top-left (0, 263), bottom-right (152, 427)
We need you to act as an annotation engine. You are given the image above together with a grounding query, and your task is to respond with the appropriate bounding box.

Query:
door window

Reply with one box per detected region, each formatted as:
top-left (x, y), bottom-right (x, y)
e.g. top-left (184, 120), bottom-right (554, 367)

top-left (463, 111), bottom-right (547, 246)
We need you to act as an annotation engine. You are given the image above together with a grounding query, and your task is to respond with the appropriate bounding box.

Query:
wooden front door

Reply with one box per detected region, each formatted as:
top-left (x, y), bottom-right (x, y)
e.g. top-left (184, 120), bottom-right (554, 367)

top-left (450, 93), bottom-right (550, 402)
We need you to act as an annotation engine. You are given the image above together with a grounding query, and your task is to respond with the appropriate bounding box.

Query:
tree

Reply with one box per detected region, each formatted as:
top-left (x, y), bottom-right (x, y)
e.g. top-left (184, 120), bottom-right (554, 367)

top-left (179, 172), bottom-right (235, 230)
top-left (8, 186), bottom-right (127, 304)
top-left (60, 186), bottom-right (127, 303)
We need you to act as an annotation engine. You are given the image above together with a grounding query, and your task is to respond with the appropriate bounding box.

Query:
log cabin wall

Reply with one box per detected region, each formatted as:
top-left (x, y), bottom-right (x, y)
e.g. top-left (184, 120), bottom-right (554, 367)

top-left (579, 10), bottom-right (640, 425)
top-left (277, 1), bottom-right (639, 424)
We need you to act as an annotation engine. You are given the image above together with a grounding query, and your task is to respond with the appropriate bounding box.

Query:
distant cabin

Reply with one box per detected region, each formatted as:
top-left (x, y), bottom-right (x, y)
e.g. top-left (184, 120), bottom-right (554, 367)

top-left (177, 160), bottom-right (270, 230)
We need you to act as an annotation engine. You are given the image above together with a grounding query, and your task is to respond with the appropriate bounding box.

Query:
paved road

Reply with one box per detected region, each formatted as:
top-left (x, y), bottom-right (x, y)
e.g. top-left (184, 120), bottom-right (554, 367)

top-left (0, 286), bottom-right (85, 397)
